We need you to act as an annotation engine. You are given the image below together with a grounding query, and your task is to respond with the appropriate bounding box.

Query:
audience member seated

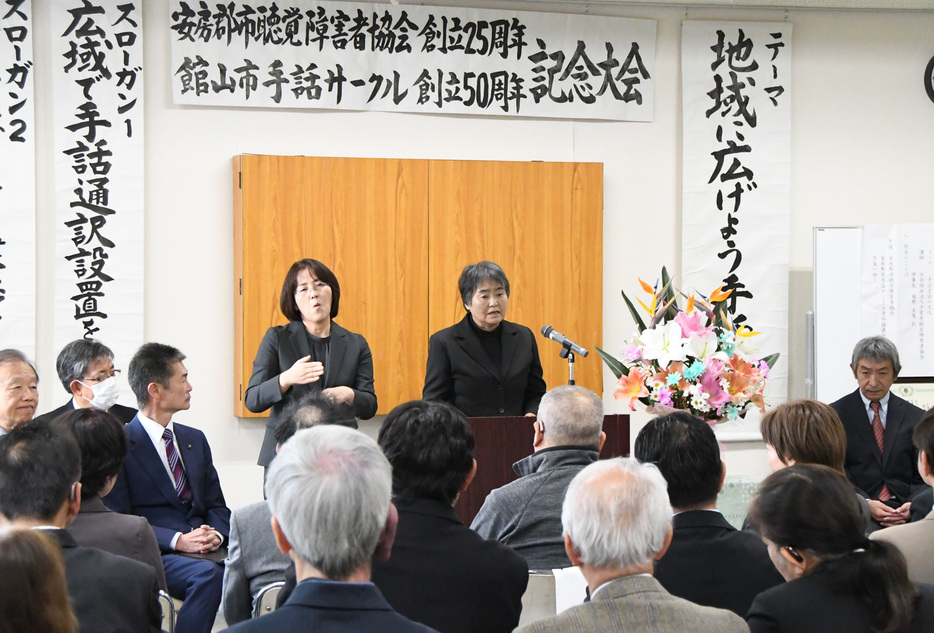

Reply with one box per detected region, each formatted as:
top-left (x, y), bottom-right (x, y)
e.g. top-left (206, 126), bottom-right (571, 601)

top-left (0, 526), bottom-right (76, 633)
top-left (759, 399), bottom-right (872, 531)
top-left (831, 336), bottom-right (925, 528)
top-left (515, 457), bottom-right (748, 633)
top-left (0, 349), bottom-right (38, 437)
top-left (34, 339), bottom-right (137, 425)
top-left (52, 407), bottom-right (167, 591)
top-left (471, 385), bottom-right (605, 569)
top-left (634, 411), bottom-right (783, 616)
top-left (872, 406), bottom-right (934, 584)
top-left (104, 342), bottom-right (230, 633)
top-left (372, 400), bottom-right (529, 633)
top-left (223, 392), bottom-right (343, 624)
top-left (221, 425), bottom-right (437, 632)
top-left (746, 464), bottom-right (934, 633)
top-left (0, 420), bottom-right (161, 632)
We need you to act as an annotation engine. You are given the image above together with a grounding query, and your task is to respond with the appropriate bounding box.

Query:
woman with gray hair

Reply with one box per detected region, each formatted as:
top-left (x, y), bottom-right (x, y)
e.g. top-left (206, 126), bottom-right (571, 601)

top-left (423, 261), bottom-right (546, 418)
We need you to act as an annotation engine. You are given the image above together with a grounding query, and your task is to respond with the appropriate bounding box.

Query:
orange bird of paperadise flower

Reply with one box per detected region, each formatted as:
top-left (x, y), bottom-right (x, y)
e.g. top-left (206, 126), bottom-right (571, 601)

top-left (597, 267), bottom-right (779, 423)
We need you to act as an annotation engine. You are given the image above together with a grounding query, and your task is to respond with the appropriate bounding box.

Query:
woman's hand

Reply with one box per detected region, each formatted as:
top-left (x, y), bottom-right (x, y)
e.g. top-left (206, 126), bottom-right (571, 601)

top-left (323, 386), bottom-right (355, 405)
top-left (278, 356), bottom-right (324, 393)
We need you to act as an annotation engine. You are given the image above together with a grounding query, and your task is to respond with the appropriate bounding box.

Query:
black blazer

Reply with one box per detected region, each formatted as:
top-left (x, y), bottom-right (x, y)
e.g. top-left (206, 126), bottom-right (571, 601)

top-left (747, 571), bottom-right (934, 633)
top-left (654, 510), bottom-right (784, 617)
top-left (370, 498), bottom-right (529, 633)
top-left (33, 400), bottom-right (138, 425)
top-left (423, 315), bottom-right (546, 417)
top-left (245, 320), bottom-right (377, 466)
top-left (831, 389), bottom-right (925, 501)
top-left (50, 528), bottom-right (161, 633)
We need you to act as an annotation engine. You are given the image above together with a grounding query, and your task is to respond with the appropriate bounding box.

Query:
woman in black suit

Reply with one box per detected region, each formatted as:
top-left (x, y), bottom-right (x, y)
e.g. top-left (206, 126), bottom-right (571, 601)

top-left (746, 464), bottom-right (934, 633)
top-left (246, 259), bottom-right (377, 467)
top-left (423, 261), bottom-right (545, 418)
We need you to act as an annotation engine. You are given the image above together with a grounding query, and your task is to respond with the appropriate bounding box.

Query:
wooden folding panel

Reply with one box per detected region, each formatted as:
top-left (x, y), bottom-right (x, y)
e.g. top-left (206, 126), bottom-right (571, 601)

top-left (427, 160), bottom-right (603, 394)
top-left (234, 155), bottom-right (429, 416)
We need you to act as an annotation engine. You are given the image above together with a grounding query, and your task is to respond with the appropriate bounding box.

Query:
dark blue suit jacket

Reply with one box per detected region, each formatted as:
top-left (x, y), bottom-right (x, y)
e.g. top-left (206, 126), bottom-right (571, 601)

top-left (223, 578), bottom-right (438, 633)
top-left (104, 416), bottom-right (231, 550)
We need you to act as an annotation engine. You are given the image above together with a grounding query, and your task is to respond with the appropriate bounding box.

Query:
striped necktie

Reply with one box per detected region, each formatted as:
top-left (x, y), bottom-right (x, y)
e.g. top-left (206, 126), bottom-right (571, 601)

top-left (163, 428), bottom-right (193, 504)
top-left (870, 401), bottom-right (892, 502)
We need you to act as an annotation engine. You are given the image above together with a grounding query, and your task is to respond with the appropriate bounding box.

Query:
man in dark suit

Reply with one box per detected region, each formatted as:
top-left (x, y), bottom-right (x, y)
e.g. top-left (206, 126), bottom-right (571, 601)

top-left (105, 342), bottom-right (230, 633)
top-left (0, 419), bottom-right (161, 633)
top-left (373, 400), bottom-right (529, 633)
top-left (34, 338), bottom-right (137, 425)
top-left (831, 336), bottom-right (925, 528)
top-left (222, 425), bottom-right (437, 633)
top-left (634, 411), bottom-right (784, 617)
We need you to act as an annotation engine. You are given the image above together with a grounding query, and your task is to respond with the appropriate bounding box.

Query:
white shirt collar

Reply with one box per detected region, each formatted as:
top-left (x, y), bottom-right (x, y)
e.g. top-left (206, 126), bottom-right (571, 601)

top-left (137, 411), bottom-right (174, 443)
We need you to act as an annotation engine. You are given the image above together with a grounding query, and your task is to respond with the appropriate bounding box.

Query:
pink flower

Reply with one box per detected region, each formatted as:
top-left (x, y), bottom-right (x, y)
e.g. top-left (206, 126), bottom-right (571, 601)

top-left (699, 358), bottom-right (731, 407)
top-left (674, 310), bottom-right (712, 338)
top-left (614, 367), bottom-right (650, 411)
top-left (658, 388), bottom-right (674, 407)
top-left (625, 344), bottom-right (643, 362)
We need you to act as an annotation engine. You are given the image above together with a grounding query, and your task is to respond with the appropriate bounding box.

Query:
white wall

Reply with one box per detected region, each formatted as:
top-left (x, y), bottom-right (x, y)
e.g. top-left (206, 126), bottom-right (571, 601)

top-left (28, 1), bottom-right (934, 508)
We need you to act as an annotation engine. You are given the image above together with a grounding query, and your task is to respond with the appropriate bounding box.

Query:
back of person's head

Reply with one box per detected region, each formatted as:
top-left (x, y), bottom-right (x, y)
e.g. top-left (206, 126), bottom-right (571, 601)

top-left (127, 342), bottom-right (185, 408)
top-left (51, 408), bottom-right (127, 501)
top-left (912, 407), bottom-right (934, 469)
top-left (537, 386), bottom-right (604, 447)
top-left (266, 425), bottom-right (391, 581)
top-left (562, 457), bottom-right (672, 571)
top-left (0, 526), bottom-right (76, 633)
top-left (0, 420), bottom-right (81, 523)
top-left (55, 339), bottom-right (114, 393)
top-left (759, 400), bottom-right (847, 473)
top-left (634, 411), bottom-right (721, 510)
top-left (274, 391), bottom-right (345, 445)
top-left (748, 464), bottom-right (918, 633)
top-left (852, 336), bottom-right (902, 376)
top-left (377, 400), bottom-right (475, 505)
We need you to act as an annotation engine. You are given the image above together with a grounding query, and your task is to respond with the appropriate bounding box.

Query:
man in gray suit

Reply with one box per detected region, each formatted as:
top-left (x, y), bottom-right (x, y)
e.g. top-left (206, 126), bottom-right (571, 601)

top-left (222, 393), bottom-right (343, 624)
top-left (515, 458), bottom-right (748, 633)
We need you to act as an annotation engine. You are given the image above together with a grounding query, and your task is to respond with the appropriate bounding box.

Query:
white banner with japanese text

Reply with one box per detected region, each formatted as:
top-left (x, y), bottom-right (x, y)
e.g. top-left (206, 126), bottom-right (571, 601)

top-left (169, 1), bottom-right (656, 121)
top-left (861, 224), bottom-right (934, 377)
top-left (0, 0), bottom-right (36, 358)
top-left (682, 21), bottom-right (792, 419)
top-left (51, 0), bottom-right (144, 370)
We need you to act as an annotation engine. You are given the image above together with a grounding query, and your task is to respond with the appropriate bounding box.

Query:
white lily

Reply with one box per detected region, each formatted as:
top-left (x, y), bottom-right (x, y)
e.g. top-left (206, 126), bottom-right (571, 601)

top-left (684, 331), bottom-right (719, 360)
top-left (640, 321), bottom-right (687, 367)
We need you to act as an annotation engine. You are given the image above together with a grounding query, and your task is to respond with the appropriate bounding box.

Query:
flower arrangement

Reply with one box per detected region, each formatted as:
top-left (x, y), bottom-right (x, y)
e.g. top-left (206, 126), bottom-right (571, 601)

top-left (596, 267), bottom-right (779, 423)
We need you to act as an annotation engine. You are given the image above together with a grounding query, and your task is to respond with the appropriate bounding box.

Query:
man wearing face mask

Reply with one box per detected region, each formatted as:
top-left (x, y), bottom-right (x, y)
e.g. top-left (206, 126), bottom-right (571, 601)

top-left (34, 339), bottom-right (138, 425)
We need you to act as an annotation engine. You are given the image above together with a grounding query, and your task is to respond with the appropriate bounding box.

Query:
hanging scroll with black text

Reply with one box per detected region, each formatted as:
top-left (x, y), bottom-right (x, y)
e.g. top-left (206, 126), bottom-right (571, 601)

top-left (169, 1), bottom-right (656, 121)
top-left (51, 0), bottom-right (144, 369)
top-left (682, 21), bottom-right (792, 414)
top-left (0, 0), bottom-right (36, 356)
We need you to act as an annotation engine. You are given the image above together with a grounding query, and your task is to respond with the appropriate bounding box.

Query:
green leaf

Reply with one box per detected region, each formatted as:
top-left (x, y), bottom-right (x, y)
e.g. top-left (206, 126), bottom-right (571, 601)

top-left (659, 267), bottom-right (680, 321)
top-left (761, 353), bottom-right (780, 370)
top-left (595, 346), bottom-right (629, 380)
top-left (621, 290), bottom-right (647, 332)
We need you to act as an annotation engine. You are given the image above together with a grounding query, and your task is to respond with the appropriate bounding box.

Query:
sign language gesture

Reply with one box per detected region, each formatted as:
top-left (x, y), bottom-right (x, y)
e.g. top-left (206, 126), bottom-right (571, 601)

top-left (278, 356), bottom-right (324, 393)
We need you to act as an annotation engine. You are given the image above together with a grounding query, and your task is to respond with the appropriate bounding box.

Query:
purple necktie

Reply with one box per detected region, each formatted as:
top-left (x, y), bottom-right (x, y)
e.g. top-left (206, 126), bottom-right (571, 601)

top-left (870, 401), bottom-right (892, 502)
top-left (163, 428), bottom-right (192, 504)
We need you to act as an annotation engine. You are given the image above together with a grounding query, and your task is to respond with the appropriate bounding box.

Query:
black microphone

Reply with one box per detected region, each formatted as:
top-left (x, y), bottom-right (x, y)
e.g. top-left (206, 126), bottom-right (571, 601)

top-left (541, 326), bottom-right (589, 357)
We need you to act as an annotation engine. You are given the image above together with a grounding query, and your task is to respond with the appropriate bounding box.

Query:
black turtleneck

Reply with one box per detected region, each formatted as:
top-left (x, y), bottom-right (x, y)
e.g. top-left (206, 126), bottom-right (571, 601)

top-left (467, 315), bottom-right (503, 371)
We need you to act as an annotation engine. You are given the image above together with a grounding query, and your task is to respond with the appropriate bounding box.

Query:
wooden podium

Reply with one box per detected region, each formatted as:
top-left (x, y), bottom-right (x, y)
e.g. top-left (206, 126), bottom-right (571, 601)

top-left (455, 414), bottom-right (630, 525)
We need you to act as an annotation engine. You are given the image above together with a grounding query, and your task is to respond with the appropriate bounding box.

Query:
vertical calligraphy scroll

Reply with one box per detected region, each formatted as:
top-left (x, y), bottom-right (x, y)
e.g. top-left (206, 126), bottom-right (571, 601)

top-left (51, 0), bottom-right (144, 369)
top-left (682, 21), bottom-right (792, 409)
top-left (0, 0), bottom-right (36, 357)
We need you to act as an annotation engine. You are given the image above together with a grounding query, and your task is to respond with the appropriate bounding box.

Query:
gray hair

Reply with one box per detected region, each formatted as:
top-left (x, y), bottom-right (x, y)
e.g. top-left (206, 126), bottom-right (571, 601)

top-left (538, 386), bottom-right (604, 447)
top-left (265, 425), bottom-right (392, 580)
top-left (851, 336), bottom-right (901, 376)
top-left (562, 457), bottom-right (672, 570)
top-left (55, 339), bottom-right (114, 393)
top-left (458, 261), bottom-right (510, 307)
top-left (0, 350), bottom-right (37, 380)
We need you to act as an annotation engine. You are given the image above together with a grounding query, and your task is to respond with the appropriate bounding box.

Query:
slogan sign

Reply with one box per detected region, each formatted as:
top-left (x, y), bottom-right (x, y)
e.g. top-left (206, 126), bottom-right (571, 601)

top-left (682, 21), bottom-right (792, 403)
top-left (0, 0), bottom-right (36, 357)
top-left (51, 0), bottom-right (144, 363)
top-left (169, 1), bottom-right (656, 121)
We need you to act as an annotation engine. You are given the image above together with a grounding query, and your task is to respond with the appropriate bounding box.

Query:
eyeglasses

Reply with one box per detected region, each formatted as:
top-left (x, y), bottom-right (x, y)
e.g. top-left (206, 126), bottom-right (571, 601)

top-left (82, 369), bottom-right (121, 383)
top-left (295, 281), bottom-right (328, 296)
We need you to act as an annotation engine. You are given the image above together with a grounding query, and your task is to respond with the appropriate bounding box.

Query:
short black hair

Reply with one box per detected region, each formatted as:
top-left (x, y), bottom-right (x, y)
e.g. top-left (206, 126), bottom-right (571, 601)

top-left (377, 400), bottom-right (475, 505)
top-left (458, 261), bottom-right (510, 308)
top-left (55, 339), bottom-right (114, 393)
top-left (634, 411), bottom-right (721, 509)
top-left (128, 342), bottom-right (186, 408)
top-left (0, 420), bottom-right (81, 522)
top-left (51, 408), bottom-right (127, 501)
top-left (279, 259), bottom-right (341, 321)
top-left (274, 391), bottom-right (345, 445)
top-left (912, 407), bottom-right (934, 468)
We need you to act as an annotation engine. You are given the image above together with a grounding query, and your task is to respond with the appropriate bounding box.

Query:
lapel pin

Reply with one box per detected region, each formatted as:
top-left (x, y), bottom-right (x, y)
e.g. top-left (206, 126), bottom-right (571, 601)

top-left (187, 444), bottom-right (192, 449)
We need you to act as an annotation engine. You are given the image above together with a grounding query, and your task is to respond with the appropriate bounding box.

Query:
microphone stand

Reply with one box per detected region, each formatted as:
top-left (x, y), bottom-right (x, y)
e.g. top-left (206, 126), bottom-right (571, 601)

top-left (557, 342), bottom-right (576, 385)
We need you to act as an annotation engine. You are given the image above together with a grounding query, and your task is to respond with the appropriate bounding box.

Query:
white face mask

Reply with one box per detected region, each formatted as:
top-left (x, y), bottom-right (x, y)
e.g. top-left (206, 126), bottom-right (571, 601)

top-left (79, 375), bottom-right (120, 411)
